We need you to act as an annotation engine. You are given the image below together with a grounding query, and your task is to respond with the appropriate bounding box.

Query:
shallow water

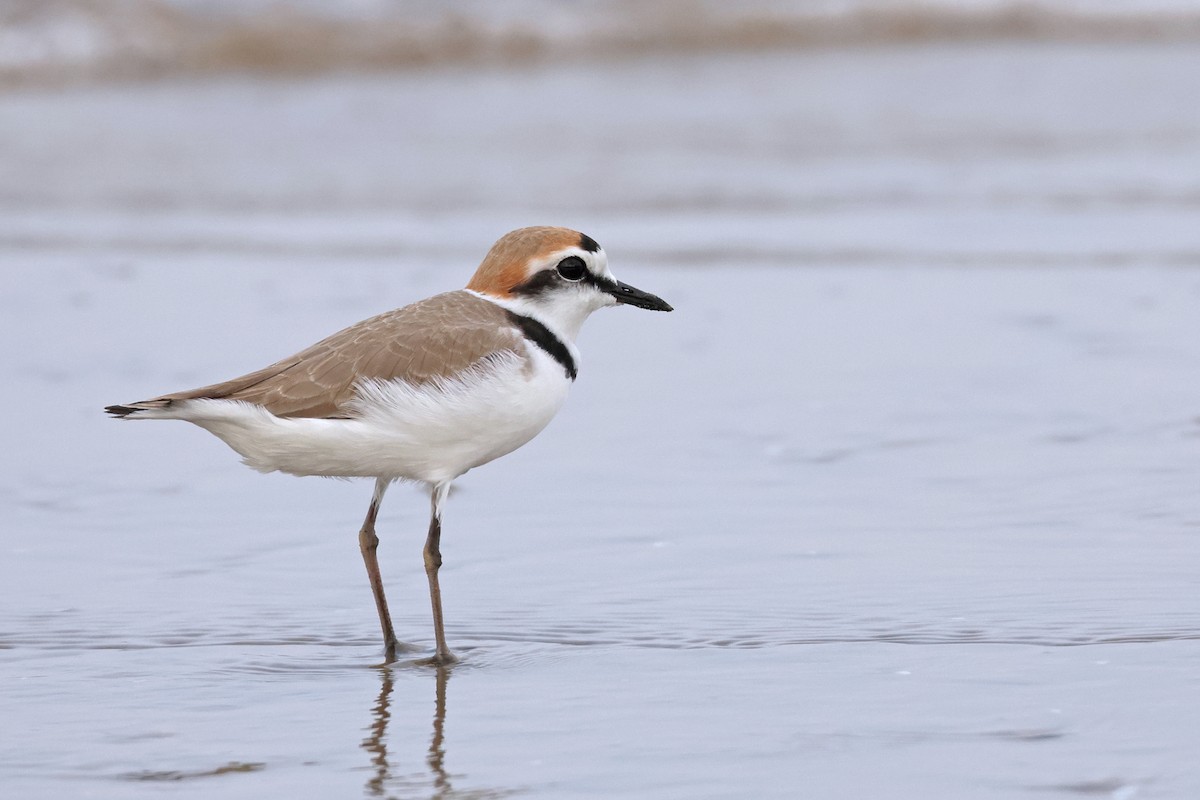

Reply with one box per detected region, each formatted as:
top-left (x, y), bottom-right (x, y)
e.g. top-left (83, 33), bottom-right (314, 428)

top-left (3, 39), bottom-right (1200, 799)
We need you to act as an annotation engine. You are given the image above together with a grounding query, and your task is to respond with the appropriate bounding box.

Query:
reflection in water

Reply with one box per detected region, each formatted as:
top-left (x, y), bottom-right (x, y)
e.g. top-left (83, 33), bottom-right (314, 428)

top-left (427, 666), bottom-right (450, 797)
top-left (362, 666), bottom-right (396, 797)
top-left (362, 664), bottom-right (517, 800)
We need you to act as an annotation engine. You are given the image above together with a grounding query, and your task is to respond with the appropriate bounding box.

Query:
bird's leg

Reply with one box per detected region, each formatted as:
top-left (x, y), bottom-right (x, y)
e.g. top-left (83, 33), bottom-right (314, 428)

top-left (423, 482), bottom-right (457, 664)
top-left (359, 478), bottom-right (399, 661)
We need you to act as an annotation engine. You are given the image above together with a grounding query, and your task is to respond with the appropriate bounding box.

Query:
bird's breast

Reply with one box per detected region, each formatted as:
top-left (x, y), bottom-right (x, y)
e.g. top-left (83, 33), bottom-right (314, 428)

top-left (341, 346), bottom-right (572, 481)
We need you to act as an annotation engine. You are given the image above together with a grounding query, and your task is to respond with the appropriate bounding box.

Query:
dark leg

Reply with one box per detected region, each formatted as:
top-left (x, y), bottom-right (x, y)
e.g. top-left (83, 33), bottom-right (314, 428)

top-left (360, 478), bottom-right (398, 661)
top-left (424, 482), bottom-right (457, 664)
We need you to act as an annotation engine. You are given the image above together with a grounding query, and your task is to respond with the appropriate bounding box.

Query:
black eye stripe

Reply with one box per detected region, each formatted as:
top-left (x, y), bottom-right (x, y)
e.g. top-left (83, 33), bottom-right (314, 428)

top-left (510, 254), bottom-right (609, 297)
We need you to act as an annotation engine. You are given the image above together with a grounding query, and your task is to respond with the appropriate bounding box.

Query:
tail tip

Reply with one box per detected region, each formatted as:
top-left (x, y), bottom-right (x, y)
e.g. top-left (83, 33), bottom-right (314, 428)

top-left (105, 399), bottom-right (173, 418)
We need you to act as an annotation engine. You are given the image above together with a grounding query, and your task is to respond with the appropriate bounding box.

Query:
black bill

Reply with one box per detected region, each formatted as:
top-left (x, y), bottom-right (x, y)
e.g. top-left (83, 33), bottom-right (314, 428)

top-left (604, 279), bottom-right (673, 312)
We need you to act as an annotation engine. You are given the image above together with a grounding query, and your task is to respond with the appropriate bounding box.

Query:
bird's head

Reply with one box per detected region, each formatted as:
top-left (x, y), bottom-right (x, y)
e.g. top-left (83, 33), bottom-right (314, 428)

top-left (466, 226), bottom-right (672, 341)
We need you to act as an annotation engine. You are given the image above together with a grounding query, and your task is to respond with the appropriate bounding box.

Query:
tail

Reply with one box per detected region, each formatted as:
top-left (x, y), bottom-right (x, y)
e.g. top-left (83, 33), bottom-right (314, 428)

top-left (104, 399), bottom-right (175, 418)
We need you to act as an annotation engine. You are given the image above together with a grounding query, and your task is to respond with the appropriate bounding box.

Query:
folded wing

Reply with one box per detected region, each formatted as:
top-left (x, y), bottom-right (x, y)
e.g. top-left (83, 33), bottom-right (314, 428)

top-left (123, 291), bottom-right (524, 419)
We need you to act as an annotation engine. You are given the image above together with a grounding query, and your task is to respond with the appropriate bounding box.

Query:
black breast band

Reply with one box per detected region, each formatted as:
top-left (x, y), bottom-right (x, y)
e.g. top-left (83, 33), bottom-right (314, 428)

top-left (506, 311), bottom-right (577, 381)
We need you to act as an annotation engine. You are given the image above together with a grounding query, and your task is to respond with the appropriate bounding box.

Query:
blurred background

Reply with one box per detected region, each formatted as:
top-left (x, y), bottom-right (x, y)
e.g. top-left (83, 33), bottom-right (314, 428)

top-left (3, 0), bottom-right (1199, 266)
top-left (3, 2), bottom-right (1200, 799)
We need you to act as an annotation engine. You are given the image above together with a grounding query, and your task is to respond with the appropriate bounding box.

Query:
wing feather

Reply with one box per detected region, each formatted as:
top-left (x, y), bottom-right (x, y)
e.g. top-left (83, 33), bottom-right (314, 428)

top-left (150, 291), bottom-right (525, 419)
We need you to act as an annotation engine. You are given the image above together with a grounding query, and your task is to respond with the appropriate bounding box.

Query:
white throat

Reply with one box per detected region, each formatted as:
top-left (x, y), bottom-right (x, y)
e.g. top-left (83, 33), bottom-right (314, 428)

top-left (467, 289), bottom-right (604, 347)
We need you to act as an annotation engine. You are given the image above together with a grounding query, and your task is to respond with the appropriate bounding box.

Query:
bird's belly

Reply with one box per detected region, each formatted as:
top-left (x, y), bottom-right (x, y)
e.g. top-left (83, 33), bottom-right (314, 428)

top-left (189, 350), bottom-right (571, 482)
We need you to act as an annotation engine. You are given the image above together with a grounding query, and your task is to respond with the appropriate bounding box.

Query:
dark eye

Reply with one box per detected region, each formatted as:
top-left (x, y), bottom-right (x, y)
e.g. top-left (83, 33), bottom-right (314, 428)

top-left (556, 256), bottom-right (587, 282)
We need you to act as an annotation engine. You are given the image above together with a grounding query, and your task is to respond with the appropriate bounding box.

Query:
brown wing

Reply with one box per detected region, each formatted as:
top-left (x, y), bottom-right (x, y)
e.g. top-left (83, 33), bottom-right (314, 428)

top-left (155, 290), bottom-right (525, 418)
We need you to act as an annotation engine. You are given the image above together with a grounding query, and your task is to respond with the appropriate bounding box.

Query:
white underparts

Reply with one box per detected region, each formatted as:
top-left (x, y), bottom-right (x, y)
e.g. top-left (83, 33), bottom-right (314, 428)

top-left (145, 349), bottom-right (571, 483)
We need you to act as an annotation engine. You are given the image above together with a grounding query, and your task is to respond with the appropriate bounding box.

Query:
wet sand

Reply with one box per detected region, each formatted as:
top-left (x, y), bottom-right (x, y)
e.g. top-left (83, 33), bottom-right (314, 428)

top-left (3, 41), bottom-right (1200, 799)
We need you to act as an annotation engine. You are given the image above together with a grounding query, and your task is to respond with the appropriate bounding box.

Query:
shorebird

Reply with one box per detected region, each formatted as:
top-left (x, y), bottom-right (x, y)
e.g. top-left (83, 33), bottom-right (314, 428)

top-left (105, 226), bottom-right (672, 664)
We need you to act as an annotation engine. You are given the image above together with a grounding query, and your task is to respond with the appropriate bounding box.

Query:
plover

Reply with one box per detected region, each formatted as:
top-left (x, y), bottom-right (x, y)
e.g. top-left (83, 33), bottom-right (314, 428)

top-left (105, 226), bottom-right (672, 664)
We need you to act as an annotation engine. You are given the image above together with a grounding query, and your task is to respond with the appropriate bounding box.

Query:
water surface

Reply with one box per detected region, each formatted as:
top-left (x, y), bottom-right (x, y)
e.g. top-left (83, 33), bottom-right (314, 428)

top-left (2, 36), bottom-right (1199, 800)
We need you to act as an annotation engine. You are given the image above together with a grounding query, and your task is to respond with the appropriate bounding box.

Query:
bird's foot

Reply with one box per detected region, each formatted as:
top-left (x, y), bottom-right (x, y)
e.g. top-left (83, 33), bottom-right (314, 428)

top-left (415, 650), bottom-right (459, 667)
top-left (374, 636), bottom-right (423, 667)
